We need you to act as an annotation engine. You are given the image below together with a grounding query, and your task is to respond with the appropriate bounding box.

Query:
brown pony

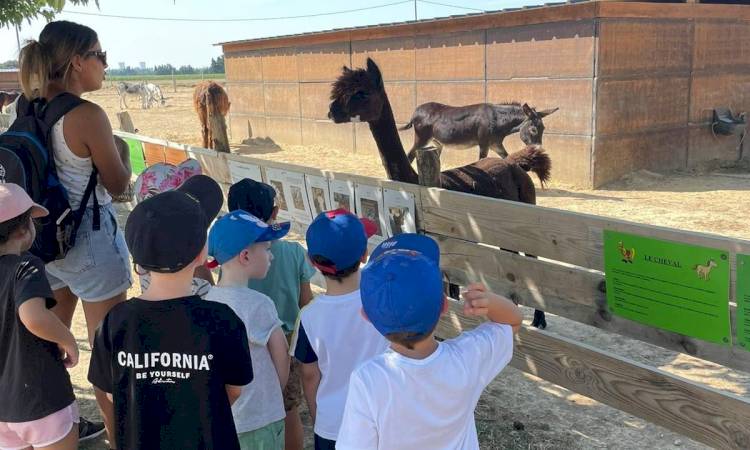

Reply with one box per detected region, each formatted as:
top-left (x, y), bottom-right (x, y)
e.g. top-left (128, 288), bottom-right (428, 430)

top-left (0, 91), bottom-right (20, 111)
top-left (193, 81), bottom-right (230, 150)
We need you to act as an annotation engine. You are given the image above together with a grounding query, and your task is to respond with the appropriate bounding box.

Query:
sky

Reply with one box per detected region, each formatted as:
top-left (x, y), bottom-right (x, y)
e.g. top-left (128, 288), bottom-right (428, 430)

top-left (0, 0), bottom-right (534, 68)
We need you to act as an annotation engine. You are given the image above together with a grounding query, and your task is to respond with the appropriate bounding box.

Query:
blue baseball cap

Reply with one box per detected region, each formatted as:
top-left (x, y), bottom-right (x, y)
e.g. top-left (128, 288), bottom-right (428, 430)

top-left (361, 234), bottom-right (444, 337)
top-left (207, 210), bottom-right (290, 268)
top-left (306, 209), bottom-right (378, 275)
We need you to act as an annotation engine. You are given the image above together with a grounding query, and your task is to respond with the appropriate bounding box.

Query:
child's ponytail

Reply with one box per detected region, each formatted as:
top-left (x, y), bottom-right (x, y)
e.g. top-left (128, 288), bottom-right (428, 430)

top-left (18, 40), bottom-right (49, 99)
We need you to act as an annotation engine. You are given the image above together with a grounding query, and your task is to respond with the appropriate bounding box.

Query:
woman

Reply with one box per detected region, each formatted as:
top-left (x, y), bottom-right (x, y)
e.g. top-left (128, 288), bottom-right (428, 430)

top-left (19, 21), bottom-right (132, 448)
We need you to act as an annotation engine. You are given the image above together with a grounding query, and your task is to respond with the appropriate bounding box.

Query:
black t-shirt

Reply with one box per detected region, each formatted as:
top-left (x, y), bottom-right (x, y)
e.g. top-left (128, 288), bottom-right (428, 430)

top-left (0, 253), bottom-right (75, 422)
top-left (88, 296), bottom-right (254, 450)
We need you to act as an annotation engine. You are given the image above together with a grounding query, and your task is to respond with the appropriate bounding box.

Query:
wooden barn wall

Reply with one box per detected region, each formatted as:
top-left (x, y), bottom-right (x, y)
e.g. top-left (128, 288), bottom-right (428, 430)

top-left (224, 24), bottom-right (595, 187)
top-left (592, 12), bottom-right (750, 186)
top-left (0, 71), bottom-right (21, 91)
top-left (224, 3), bottom-right (750, 189)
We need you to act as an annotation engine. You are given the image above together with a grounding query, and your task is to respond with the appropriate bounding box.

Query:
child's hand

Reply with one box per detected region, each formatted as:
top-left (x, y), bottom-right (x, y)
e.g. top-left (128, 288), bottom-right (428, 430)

top-left (58, 339), bottom-right (79, 369)
top-left (462, 282), bottom-right (491, 317)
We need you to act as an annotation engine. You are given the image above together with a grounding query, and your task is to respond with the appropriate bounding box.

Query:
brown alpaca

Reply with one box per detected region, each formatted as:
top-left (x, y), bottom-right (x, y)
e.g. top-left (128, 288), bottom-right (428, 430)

top-left (329, 58), bottom-right (551, 328)
top-left (193, 81), bottom-right (231, 151)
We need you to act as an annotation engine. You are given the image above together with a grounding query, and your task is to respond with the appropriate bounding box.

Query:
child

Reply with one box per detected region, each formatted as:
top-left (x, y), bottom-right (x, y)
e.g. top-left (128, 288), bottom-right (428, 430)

top-left (87, 175), bottom-right (254, 450)
top-left (133, 158), bottom-right (214, 297)
top-left (204, 209), bottom-right (292, 449)
top-left (0, 183), bottom-right (79, 450)
top-left (291, 209), bottom-right (389, 450)
top-left (336, 233), bottom-right (523, 450)
top-left (228, 178), bottom-right (316, 450)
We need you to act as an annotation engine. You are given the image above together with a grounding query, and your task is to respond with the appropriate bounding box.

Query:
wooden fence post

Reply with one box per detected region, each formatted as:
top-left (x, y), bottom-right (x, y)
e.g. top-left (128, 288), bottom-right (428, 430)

top-left (117, 111), bottom-right (136, 133)
top-left (209, 114), bottom-right (230, 153)
top-left (415, 146), bottom-right (460, 298)
top-left (416, 146), bottom-right (441, 187)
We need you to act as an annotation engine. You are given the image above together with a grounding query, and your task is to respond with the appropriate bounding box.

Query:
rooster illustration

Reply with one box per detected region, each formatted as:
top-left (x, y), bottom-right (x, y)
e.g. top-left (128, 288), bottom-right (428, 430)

top-left (618, 241), bottom-right (635, 263)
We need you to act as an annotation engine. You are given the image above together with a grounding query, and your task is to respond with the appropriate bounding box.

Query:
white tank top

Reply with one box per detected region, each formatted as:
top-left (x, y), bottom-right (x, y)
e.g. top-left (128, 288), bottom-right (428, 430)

top-left (50, 116), bottom-right (111, 209)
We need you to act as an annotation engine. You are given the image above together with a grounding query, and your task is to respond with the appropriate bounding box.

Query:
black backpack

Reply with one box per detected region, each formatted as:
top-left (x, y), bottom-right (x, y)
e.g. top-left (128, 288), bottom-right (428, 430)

top-left (0, 93), bottom-right (100, 263)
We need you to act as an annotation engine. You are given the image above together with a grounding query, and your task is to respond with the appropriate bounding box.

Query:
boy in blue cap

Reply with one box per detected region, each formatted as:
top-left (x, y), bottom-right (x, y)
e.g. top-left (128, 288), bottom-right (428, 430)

top-left (204, 210), bottom-right (293, 450)
top-left (291, 209), bottom-right (389, 450)
top-left (228, 178), bottom-right (316, 450)
top-left (337, 233), bottom-right (522, 450)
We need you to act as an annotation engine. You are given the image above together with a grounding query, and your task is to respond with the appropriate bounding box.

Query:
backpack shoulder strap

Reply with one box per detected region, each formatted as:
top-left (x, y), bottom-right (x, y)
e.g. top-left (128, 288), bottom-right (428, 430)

top-left (41, 93), bottom-right (88, 129)
top-left (14, 94), bottom-right (38, 118)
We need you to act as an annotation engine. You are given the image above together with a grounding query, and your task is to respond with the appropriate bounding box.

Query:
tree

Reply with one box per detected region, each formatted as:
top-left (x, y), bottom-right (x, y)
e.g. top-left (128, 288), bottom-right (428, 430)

top-left (0, 1), bottom-right (98, 28)
top-left (0, 60), bottom-right (19, 69)
top-left (209, 56), bottom-right (224, 74)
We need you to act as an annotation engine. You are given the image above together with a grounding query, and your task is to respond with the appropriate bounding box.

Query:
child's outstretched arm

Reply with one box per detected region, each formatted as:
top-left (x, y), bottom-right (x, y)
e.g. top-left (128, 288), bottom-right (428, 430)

top-left (462, 283), bottom-right (522, 334)
top-left (267, 327), bottom-right (290, 388)
top-left (18, 297), bottom-right (79, 367)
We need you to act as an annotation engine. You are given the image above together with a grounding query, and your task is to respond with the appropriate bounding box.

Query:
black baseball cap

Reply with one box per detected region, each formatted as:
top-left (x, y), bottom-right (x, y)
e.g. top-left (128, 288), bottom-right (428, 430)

top-left (125, 174), bottom-right (224, 273)
top-left (228, 178), bottom-right (276, 222)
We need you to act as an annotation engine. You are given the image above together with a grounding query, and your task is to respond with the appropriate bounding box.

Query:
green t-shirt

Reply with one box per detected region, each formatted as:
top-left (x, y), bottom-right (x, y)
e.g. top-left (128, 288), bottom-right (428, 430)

top-left (248, 240), bottom-right (316, 334)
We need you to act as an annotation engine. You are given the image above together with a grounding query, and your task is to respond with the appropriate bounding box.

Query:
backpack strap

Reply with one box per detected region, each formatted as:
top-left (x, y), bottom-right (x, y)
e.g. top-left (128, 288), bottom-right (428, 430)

top-left (42, 93), bottom-right (100, 231)
top-left (41, 93), bottom-right (87, 130)
top-left (75, 167), bottom-right (101, 232)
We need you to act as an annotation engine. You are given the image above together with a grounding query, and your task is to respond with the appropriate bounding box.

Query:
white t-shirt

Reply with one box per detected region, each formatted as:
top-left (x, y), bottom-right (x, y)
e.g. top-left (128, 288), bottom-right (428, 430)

top-left (291, 290), bottom-right (389, 440)
top-left (204, 286), bottom-right (286, 433)
top-left (336, 322), bottom-right (514, 450)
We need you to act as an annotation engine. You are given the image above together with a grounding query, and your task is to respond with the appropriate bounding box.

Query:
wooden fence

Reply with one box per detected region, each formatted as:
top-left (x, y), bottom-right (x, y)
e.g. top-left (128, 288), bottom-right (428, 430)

top-left (115, 130), bottom-right (750, 448)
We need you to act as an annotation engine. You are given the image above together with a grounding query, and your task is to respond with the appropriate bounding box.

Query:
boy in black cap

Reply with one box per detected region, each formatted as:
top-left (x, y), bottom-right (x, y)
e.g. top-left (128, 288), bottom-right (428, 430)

top-left (88, 175), bottom-right (254, 450)
top-left (228, 178), bottom-right (317, 450)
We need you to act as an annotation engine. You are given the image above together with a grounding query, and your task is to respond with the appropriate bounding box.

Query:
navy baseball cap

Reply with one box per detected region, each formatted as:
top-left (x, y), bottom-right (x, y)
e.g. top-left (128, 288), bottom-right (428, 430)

top-left (228, 178), bottom-right (276, 222)
top-left (306, 209), bottom-right (378, 275)
top-left (361, 234), bottom-right (444, 336)
top-left (207, 210), bottom-right (290, 268)
top-left (125, 174), bottom-right (224, 273)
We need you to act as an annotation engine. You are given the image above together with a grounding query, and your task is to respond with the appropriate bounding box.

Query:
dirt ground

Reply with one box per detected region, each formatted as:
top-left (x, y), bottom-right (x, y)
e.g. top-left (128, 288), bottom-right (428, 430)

top-left (67, 81), bottom-right (750, 449)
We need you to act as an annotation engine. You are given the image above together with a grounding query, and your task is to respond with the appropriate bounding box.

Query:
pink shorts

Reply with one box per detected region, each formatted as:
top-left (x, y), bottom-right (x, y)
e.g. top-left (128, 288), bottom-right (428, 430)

top-left (0, 402), bottom-right (79, 450)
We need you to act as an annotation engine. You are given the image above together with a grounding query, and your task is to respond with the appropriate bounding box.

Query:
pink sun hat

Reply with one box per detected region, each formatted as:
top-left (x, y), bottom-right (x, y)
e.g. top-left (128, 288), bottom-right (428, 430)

top-left (133, 159), bottom-right (203, 203)
top-left (0, 183), bottom-right (49, 222)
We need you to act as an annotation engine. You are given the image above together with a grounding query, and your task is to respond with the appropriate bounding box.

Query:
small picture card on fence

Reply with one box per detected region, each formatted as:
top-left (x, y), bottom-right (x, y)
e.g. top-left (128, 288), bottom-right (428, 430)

top-left (305, 174), bottom-right (332, 218)
top-left (355, 183), bottom-right (387, 245)
top-left (603, 230), bottom-right (731, 345)
top-left (329, 179), bottom-right (356, 214)
top-left (283, 170), bottom-right (313, 226)
top-left (265, 167), bottom-right (292, 221)
top-left (227, 159), bottom-right (262, 184)
top-left (383, 189), bottom-right (417, 236)
top-left (186, 147), bottom-right (231, 184)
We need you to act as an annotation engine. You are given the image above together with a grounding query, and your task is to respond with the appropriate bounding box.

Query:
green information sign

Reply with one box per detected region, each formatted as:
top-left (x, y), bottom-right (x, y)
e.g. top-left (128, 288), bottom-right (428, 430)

top-left (736, 254), bottom-right (750, 350)
top-left (604, 230), bottom-right (731, 345)
top-left (125, 138), bottom-right (146, 175)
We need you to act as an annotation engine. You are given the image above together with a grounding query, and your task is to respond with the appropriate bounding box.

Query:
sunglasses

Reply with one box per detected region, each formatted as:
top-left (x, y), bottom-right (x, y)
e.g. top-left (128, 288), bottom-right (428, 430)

top-left (85, 50), bottom-right (108, 67)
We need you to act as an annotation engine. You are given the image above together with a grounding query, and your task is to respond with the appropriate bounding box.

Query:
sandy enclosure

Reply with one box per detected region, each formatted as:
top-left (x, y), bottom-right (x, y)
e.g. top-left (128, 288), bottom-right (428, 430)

top-left (66, 81), bottom-right (750, 449)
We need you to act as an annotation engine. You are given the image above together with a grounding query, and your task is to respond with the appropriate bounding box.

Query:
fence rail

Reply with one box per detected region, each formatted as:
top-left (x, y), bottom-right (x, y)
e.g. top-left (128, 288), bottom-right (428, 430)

top-left (113, 130), bottom-right (750, 448)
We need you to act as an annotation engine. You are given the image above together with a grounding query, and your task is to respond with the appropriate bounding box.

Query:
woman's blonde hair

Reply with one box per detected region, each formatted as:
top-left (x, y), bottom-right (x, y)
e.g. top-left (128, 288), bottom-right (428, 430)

top-left (18, 21), bottom-right (98, 99)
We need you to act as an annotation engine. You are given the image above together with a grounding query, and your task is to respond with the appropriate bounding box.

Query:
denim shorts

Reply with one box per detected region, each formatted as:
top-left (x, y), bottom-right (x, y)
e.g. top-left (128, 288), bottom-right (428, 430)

top-left (46, 203), bottom-right (133, 302)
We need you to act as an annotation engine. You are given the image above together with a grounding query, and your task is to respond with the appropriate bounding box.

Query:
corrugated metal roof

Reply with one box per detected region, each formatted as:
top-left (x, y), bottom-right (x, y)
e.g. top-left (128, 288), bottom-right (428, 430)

top-left (215, 1), bottom-right (591, 47)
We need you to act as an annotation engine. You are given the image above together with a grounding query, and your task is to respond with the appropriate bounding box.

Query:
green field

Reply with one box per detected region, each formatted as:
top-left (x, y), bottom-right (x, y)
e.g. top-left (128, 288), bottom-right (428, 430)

top-left (106, 73), bottom-right (225, 82)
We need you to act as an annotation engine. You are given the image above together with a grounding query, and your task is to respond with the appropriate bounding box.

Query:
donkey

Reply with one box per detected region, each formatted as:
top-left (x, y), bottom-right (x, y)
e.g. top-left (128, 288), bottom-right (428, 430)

top-left (401, 102), bottom-right (558, 162)
top-left (116, 81), bottom-right (149, 110)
